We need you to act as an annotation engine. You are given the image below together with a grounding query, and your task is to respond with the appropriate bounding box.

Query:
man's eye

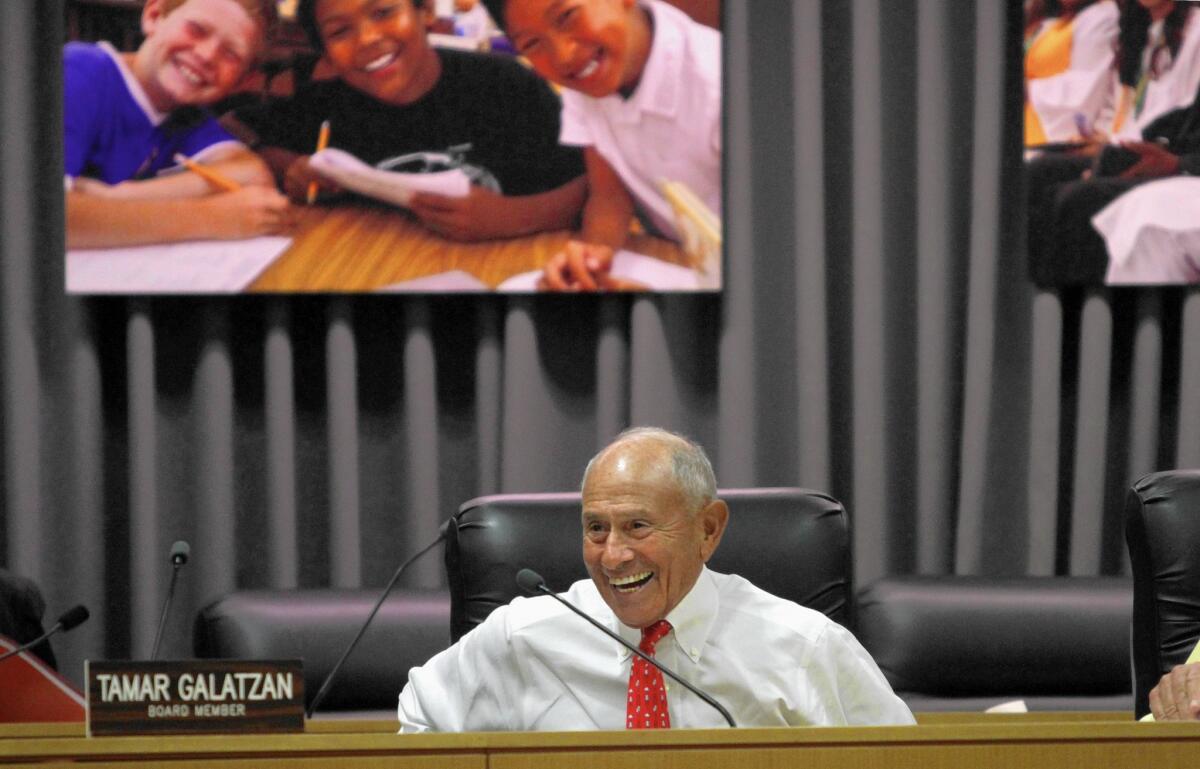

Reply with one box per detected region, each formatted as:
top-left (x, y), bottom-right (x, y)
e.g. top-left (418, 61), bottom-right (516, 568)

top-left (516, 37), bottom-right (543, 56)
top-left (220, 45), bottom-right (243, 66)
top-left (323, 24), bottom-right (350, 41)
top-left (372, 5), bottom-right (398, 21)
top-left (556, 7), bottom-right (578, 28)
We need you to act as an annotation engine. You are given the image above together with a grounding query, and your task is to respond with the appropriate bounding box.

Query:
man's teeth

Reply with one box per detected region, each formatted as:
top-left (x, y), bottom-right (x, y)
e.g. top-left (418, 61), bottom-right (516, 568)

top-left (365, 53), bottom-right (395, 72)
top-left (577, 58), bottom-right (599, 79)
top-left (611, 571), bottom-right (652, 590)
top-left (177, 63), bottom-right (203, 85)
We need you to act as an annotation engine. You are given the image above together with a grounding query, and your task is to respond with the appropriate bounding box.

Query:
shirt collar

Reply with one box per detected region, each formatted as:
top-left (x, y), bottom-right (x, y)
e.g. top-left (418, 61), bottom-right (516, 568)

top-left (611, 566), bottom-right (717, 666)
top-left (613, 0), bottom-right (683, 122)
top-left (99, 41), bottom-right (168, 127)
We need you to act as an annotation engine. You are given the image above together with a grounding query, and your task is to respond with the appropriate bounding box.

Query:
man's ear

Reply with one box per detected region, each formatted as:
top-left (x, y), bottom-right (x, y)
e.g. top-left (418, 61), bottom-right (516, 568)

top-left (698, 499), bottom-right (728, 562)
top-left (141, 0), bottom-right (167, 37)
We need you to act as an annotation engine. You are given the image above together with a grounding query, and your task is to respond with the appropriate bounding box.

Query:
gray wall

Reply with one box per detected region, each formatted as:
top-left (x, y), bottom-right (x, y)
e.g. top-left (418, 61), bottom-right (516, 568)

top-left (2, 0), bottom-right (1198, 686)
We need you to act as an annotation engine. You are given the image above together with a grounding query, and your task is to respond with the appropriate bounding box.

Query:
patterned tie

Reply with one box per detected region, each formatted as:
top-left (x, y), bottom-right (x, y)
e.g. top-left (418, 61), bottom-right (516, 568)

top-left (626, 620), bottom-right (672, 729)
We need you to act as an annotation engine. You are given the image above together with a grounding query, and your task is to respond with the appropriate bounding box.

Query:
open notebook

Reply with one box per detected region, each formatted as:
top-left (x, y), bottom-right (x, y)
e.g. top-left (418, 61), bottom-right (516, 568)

top-left (376, 250), bottom-right (704, 292)
top-left (66, 236), bottom-right (292, 293)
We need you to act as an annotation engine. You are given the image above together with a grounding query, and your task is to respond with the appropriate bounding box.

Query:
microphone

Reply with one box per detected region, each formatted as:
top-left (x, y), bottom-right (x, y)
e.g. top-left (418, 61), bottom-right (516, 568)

top-left (0, 605), bottom-right (91, 664)
top-left (306, 528), bottom-right (446, 719)
top-left (515, 568), bottom-right (736, 727)
top-left (150, 540), bottom-right (190, 661)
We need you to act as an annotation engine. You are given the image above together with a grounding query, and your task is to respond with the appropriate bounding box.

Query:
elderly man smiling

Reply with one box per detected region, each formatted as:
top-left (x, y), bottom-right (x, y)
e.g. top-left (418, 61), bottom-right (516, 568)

top-left (398, 427), bottom-right (914, 731)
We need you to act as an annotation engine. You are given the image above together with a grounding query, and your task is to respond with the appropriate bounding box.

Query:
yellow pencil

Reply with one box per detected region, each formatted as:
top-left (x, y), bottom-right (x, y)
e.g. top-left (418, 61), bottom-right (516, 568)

top-left (173, 153), bottom-right (240, 192)
top-left (307, 120), bottom-right (331, 204)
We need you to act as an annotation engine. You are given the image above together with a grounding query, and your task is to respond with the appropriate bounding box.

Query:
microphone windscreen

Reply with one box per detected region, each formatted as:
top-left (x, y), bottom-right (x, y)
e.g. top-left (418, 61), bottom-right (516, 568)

top-left (170, 540), bottom-right (191, 565)
top-left (58, 605), bottom-right (90, 632)
top-left (516, 568), bottom-right (547, 594)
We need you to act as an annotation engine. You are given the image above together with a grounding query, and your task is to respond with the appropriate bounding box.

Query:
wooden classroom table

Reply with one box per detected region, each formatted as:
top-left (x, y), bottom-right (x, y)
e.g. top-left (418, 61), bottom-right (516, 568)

top-left (248, 202), bottom-right (688, 292)
top-left (3, 713), bottom-right (1199, 768)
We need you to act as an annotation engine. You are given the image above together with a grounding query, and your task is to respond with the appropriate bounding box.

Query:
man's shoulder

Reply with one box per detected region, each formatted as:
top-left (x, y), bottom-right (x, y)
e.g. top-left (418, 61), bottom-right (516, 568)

top-left (439, 48), bottom-right (538, 82)
top-left (710, 571), bottom-right (838, 642)
top-left (64, 41), bottom-right (110, 69)
top-left (64, 41), bottom-right (120, 90)
top-left (502, 578), bottom-right (602, 631)
top-left (436, 49), bottom-right (557, 105)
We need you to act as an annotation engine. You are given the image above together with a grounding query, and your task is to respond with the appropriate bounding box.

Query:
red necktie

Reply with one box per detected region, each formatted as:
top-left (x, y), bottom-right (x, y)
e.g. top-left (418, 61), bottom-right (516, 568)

top-left (626, 620), bottom-right (672, 729)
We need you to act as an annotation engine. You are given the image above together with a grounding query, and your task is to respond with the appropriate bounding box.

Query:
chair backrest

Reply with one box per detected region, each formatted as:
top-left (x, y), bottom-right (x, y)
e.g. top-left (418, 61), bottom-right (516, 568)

top-left (1125, 469), bottom-right (1200, 718)
top-left (857, 575), bottom-right (1132, 711)
top-left (0, 568), bottom-right (55, 669)
top-left (444, 487), bottom-right (851, 642)
top-left (193, 588), bottom-right (450, 712)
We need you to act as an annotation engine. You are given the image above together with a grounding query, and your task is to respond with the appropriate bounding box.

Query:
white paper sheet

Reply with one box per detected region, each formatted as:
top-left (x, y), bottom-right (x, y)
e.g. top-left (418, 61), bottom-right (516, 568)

top-left (66, 236), bottom-right (292, 294)
top-left (496, 249), bottom-right (703, 292)
top-left (309, 148), bottom-right (471, 208)
top-left (375, 270), bottom-right (489, 292)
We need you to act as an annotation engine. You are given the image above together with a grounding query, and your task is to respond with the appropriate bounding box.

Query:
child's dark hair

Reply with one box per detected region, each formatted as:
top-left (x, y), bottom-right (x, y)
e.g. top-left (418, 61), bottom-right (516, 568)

top-left (479, 0), bottom-right (509, 32)
top-left (296, 0), bottom-right (429, 51)
top-left (1116, 2), bottom-right (1193, 87)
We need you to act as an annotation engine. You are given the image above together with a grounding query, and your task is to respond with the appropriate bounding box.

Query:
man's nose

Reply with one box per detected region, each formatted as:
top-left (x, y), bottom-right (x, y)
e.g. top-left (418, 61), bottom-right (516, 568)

top-left (193, 36), bottom-right (221, 65)
top-left (356, 19), bottom-right (383, 46)
top-left (601, 533), bottom-right (633, 569)
top-left (548, 34), bottom-right (577, 70)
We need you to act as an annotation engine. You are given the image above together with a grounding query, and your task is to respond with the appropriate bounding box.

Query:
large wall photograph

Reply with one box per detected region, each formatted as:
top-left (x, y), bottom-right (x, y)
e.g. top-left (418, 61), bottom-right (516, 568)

top-left (63, 0), bottom-right (723, 293)
top-left (1022, 0), bottom-right (1200, 286)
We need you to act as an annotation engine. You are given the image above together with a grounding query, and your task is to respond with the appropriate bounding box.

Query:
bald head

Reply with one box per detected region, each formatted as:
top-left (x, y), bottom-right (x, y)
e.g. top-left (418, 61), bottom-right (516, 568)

top-left (580, 427), bottom-right (727, 628)
top-left (582, 427), bottom-right (717, 514)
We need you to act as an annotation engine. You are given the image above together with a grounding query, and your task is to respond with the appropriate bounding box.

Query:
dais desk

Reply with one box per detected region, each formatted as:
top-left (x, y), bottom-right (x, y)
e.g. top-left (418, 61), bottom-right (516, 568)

top-left (3, 715), bottom-right (1199, 769)
top-left (249, 203), bottom-right (687, 292)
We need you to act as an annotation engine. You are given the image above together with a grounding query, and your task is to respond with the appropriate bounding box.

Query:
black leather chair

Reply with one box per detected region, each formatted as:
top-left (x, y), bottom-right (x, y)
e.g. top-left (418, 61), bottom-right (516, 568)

top-left (1125, 469), bottom-right (1200, 718)
top-left (194, 588), bottom-right (450, 713)
top-left (444, 487), bottom-right (851, 643)
top-left (0, 568), bottom-right (56, 669)
top-left (857, 576), bottom-right (1133, 712)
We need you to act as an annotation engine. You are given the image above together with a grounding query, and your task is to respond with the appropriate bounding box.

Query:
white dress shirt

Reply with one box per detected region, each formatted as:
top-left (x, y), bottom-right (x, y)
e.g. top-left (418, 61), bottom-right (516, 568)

top-left (1111, 9), bottom-right (1200, 141)
top-left (558, 0), bottom-right (721, 242)
top-left (1092, 176), bottom-right (1200, 284)
top-left (1027, 0), bottom-right (1119, 142)
top-left (397, 568), bottom-right (915, 731)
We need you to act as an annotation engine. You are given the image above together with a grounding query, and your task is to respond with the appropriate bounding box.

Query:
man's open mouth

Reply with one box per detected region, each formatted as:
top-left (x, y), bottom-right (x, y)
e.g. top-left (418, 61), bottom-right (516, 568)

top-left (610, 571), bottom-right (653, 593)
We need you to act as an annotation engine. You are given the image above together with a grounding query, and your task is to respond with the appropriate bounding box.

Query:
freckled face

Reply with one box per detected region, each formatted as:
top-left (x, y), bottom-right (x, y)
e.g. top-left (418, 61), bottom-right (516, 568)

top-left (316, 0), bottom-right (441, 105)
top-left (504, 0), bottom-right (641, 98)
top-left (581, 442), bottom-right (723, 629)
top-left (134, 0), bottom-right (262, 112)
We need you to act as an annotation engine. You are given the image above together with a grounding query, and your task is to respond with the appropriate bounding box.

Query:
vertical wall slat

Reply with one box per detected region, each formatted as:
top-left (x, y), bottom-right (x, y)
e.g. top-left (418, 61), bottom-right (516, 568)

top-left (715, 0), bottom-right (757, 487)
top-left (953, 0), bottom-right (1005, 574)
top-left (326, 299), bottom-right (361, 587)
top-left (850, 0), bottom-right (889, 585)
top-left (1, 0), bottom-right (40, 580)
top-left (475, 301), bottom-right (502, 494)
top-left (65, 306), bottom-right (104, 665)
top-left (914, 0), bottom-right (954, 573)
top-left (594, 298), bottom-right (629, 449)
top-left (792, 0), bottom-right (831, 493)
top-left (1068, 291), bottom-right (1112, 575)
top-left (1127, 292), bottom-right (1162, 483)
top-left (402, 301), bottom-right (441, 587)
top-left (127, 302), bottom-right (158, 656)
top-left (195, 305), bottom-right (236, 609)
top-left (264, 300), bottom-right (298, 588)
top-left (1177, 290), bottom-right (1200, 468)
top-left (1026, 291), bottom-right (1063, 574)
top-left (629, 299), bottom-right (689, 436)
